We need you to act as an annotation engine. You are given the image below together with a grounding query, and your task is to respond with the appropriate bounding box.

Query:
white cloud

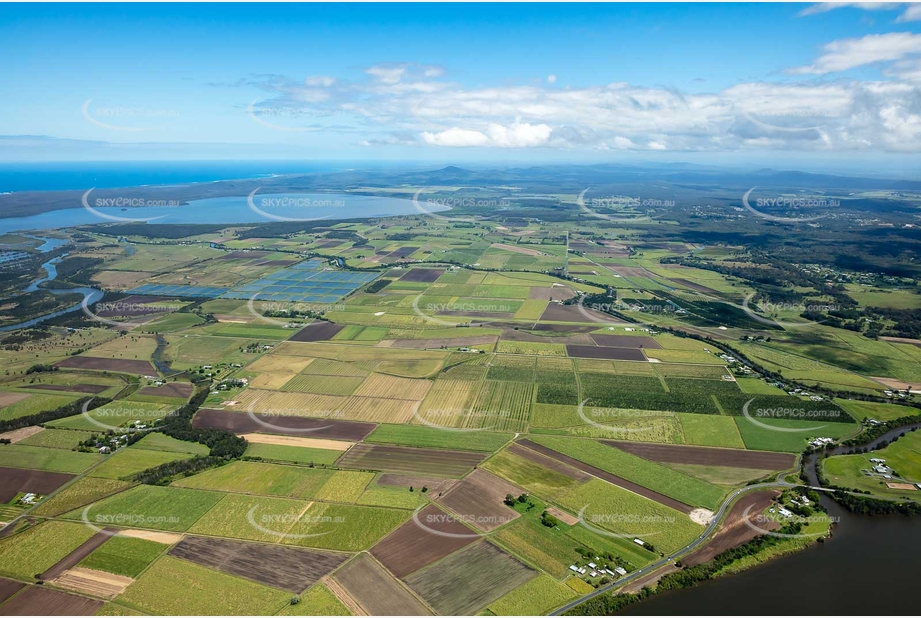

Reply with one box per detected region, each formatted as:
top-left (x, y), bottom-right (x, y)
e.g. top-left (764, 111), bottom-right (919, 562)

top-left (896, 3), bottom-right (921, 21)
top-left (547, 74), bottom-right (557, 84)
top-left (790, 32), bottom-right (921, 74)
top-left (305, 76), bottom-right (336, 87)
top-left (248, 54), bottom-right (921, 153)
top-left (799, 2), bottom-right (902, 16)
top-left (421, 127), bottom-right (489, 147)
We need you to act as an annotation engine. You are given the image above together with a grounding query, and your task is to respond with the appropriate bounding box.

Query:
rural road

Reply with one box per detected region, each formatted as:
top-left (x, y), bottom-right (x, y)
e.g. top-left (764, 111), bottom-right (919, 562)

top-left (550, 475), bottom-right (795, 615)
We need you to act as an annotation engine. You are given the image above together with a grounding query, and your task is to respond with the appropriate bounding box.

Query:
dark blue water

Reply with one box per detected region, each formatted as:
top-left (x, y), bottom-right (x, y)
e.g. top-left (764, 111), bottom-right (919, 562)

top-left (0, 161), bottom-right (352, 193)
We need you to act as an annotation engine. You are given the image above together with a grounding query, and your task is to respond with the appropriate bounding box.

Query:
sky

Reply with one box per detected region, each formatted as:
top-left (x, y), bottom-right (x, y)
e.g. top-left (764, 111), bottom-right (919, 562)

top-left (2, 2), bottom-right (921, 176)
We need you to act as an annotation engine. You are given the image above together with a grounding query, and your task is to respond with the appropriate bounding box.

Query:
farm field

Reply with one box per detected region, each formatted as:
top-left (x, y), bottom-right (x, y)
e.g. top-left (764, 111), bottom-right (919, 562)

top-left (0, 520), bottom-right (96, 580)
top-left (336, 443), bottom-right (485, 477)
top-left (0, 444), bottom-right (101, 473)
top-left (70, 485), bottom-right (224, 532)
top-left (117, 556), bottom-right (291, 615)
top-left (403, 541), bottom-right (536, 616)
top-left (331, 554), bottom-right (431, 616)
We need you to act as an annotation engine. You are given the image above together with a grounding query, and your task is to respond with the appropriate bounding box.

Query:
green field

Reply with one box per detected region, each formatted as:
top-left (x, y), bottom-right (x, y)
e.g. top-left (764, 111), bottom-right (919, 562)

top-left (31, 477), bottom-right (133, 517)
top-left (364, 423), bottom-right (513, 452)
top-left (486, 574), bottom-right (577, 616)
top-left (243, 443), bottom-right (342, 466)
top-left (17, 428), bottom-right (94, 450)
top-left (79, 536), bottom-right (167, 578)
top-left (678, 414), bottom-right (746, 448)
top-left (822, 429), bottom-right (921, 500)
top-left (0, 520), bottom-right (96, 579)
top-left (131, 432), bottom-right (210, 455)
top-left (90, 448), bottom-right (194, 480)
top-left (0, 444), bottom-right (102, 473)
top-left (277, 584), bottom-right (352, 616)
top-left (556, 480), bottom-right (703, 554)
top-left (733, 416), bottom-right (860, 452)
top-left (528, 435), bottom-right (726, 509)
top-left (118, 556), bottom-right (291, 615)
top-left (71, 485), bottom-right (224, 532)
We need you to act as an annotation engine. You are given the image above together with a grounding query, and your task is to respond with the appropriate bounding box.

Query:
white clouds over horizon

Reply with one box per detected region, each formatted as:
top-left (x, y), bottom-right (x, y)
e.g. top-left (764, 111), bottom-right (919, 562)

top-left (246, 38), bottom-right (921, 154)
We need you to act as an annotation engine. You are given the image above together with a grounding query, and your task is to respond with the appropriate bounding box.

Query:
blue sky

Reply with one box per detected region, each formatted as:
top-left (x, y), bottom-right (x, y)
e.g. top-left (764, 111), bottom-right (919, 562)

top-left (2, 2), bottom-right (921, 174)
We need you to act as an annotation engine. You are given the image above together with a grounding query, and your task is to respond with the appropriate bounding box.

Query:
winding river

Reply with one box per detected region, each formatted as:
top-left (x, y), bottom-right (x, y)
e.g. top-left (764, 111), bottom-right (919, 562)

top-left (621, 425), bottom-right (921, 616)
top-left (0, 236), bottom-right (104, 333)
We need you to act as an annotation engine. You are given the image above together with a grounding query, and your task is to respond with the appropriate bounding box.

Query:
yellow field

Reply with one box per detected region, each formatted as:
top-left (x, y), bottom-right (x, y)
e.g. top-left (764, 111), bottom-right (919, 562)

top-left (83, 335), bottom-right (158, 360)
top-left (353, 374), bottom-right (433, 401)
top-left (246, 355), bottom-right (315, 373)
top-left (301, 358), bottom-right (371, 378)
top-left (337, 396), bottom-right (419, 423)
top-left (249, 373), bottom-right (299, 390)
top-left (234, 389), bottom-right (347, 418)
top-left (416, 380), bottom-right (481, 428)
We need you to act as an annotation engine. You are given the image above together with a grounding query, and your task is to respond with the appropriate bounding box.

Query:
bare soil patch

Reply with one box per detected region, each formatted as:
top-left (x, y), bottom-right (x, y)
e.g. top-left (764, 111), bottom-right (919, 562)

top-left (377, 474), bottom-right (457, 496)
top-left (590, 334), bottom-right (662, 349)
top-left (0, 467), bottom-right (75, 503)
top-left (566, 345), bottom-right (647, 361)
top-left (682, 490), bottom-right (779, 567)
top-left (55, 357), bottom-right (156, 375)
top-left (516, 439), bottom-right (694, 514)
top-left (241, 433), bottom-right (352, 451)
top-left (136, 382), bottom-right (192, 399)
top-left (332, 554), bottom-right (432, 616)
top-left (621, 564), bottom-right (680, 594)
top-left (0, 426), bottom-right (43, 444)
top-left (0, 586), bottom-right (103, 616)
top-left (169, 535), bottom-right (347, 593)
top-left (545, 506), bottom-right (578, 525)
top-left (437, 469), bottom-right (521, 532)
top-left (887, 482), bottom-right (917, 490)
top-left (601, 441), bottom-right (796, 470)
top-left (193, 408), bottom-right (375, 441)
top-left (116, 529), bottom-right (183, 544)
top-left (53, 568), bottom-right (133, 599)
top-left (399, 269), bottom-right (444, 283)
top-left (500, 330), bottom-right (593, 345)
top-left (540, 303), bottom-right (617, 323)
top-left (0, 579), bottom-right (24, 606)
top-left (289, 322), bottom-right (345, 342)
top-left (371, 504), bottom-right (479, 578)
top-left (387, 246), bottom-right (417, 259)
top-left (529, 286), bottom-right (576, 301)
top-left (0, 392), bottom-right (30, 409)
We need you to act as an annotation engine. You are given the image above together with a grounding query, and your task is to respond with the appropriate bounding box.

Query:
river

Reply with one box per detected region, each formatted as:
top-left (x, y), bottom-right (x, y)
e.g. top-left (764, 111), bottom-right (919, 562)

top-left (622, 425), bottom-right (921, 616)
top-left (0, 235), bottom-right (104, 333)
